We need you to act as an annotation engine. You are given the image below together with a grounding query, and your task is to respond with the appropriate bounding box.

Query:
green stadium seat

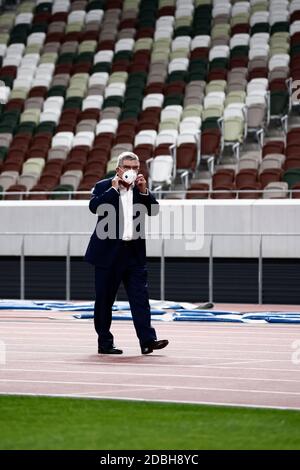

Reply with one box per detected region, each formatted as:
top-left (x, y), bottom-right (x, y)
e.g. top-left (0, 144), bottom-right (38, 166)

top-left (50, 184), bottom-right (75, 200)
top-left (283, 170), bottom-right (300, 189)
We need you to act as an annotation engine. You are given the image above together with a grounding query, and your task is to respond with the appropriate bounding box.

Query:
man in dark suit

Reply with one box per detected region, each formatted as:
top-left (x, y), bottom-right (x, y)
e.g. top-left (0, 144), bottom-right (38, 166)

top-left (85, 151), bottom-right (169, 355)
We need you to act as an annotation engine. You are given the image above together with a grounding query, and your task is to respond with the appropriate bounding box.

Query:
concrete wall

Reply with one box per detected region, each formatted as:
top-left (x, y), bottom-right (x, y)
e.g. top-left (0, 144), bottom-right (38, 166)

top-left (0, 199), bottom-right (300, 258)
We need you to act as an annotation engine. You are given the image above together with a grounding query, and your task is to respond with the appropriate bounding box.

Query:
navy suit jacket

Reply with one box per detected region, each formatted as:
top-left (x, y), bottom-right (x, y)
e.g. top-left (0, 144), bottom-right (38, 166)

top-left (85, 178), bottom-right (159, 267)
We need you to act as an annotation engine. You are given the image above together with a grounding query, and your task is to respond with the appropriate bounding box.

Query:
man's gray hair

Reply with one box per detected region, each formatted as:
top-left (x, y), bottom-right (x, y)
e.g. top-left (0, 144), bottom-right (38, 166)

top-left (117, 151), bottom-right (139, 168)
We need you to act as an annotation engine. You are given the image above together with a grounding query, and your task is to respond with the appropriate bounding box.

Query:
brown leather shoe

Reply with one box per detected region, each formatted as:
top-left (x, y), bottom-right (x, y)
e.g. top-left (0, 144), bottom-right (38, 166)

top-left (141, 339), bottom-right (169, 355)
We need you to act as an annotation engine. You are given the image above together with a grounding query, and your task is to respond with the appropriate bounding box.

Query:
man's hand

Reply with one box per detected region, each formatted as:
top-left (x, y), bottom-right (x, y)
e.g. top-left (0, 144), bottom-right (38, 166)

top-left (136, 174), bottom-right (147, 193)
top-left (111, 175), bottom-right (121, 190)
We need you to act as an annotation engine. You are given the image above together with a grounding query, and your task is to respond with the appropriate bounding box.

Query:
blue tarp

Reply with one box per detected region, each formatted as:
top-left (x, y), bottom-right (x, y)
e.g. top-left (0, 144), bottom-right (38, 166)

top-left (1, 299), bottom-right (300, 324)
top-left (174, 314), bottom-right (244, 323)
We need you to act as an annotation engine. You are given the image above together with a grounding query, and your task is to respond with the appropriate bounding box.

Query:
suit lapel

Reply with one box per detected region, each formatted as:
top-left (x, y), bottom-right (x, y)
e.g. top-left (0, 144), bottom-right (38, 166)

top-left (133, 185), bottom-right (139, 204)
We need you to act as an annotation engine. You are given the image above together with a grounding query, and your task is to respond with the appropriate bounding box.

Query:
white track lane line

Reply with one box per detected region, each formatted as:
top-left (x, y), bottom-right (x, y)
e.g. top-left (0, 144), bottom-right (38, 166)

top-left (2, 337), bottom-right (299, 348)
top-left (6, 341), bottom-right (298, 349)
top-left (0, 391), bottom-right (299, 410)
top-left (1, 378), bottom-right (300, 396)
top-left (4, 358), bottom-right (300, 373)
top-left (0, 356), bottom-right (300, 373)
top-left (1, 338), bottom-right (298, 349)
top-left (1, 332), bottom-right (299, 343)
top-left (2, 350), bottom-right (296, 363)
top-left (2, 367), bottom-right (300, 384)
top-left (3, 343), bottom-right (296, 356)
top-left (1, 322), bottom-right (300, 336)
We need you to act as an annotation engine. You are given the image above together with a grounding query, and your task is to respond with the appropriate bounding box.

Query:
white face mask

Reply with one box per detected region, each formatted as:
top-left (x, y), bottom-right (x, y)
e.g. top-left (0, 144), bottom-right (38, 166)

top-left (122, 169), bottom-right (137, 185)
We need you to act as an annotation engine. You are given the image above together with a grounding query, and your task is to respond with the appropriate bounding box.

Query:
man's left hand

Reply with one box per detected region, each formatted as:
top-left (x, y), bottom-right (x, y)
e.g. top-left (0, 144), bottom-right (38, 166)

top-left (136, 174), bottom-right (147, 193)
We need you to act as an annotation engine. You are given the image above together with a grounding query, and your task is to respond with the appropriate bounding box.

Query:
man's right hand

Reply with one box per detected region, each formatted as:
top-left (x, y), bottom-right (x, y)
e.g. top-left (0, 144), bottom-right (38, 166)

top-left (111, 175), bottom-right (121, 190)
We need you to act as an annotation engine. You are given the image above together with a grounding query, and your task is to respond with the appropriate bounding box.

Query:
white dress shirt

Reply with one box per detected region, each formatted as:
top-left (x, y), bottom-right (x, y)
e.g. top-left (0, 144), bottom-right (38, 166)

top-left (111, 184), bottom-right (149, 240)
top-left (119, 184), bottom-right (134, 240)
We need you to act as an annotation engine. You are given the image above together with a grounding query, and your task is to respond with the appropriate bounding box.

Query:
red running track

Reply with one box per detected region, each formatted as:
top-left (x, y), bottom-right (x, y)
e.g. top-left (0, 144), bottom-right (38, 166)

top-left (0, 304), bottom-right (300, 410)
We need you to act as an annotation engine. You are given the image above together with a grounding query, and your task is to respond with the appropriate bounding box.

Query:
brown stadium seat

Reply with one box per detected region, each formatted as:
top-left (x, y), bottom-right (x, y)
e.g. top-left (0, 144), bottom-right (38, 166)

top-left (231, 24), bottom-right (250, 36)
top-left (154, 144), bottom-right (172, 157)
top-left (144, 83), bottom-right (165, 95)
top-left (177, 143), bottom-right (197, 172)
top-left (38, 174), bottom-right (60, 190)
top-left (191, 48), bottom-right (209, 60)
top-left (68, 146), bottom-right (89, 162)
top-left (115, 131), bottom-right (135, 145)
top-left (5, 148), bottom-right (26, 163)
top-left (238, 183), bottom-right (262, 199)
top-left (211, 184), bottom-right (236, 199)
top-left (248, 67), bottom-right (268, 80)
top-left (186, 182), bottom-right (210, 199)
top-left (78, 109), bottom-right (100, 122)
top-left (292, 182), bottom-right (300, 198)
top-left (136, 27), bottom-right (155, 39)
top-left (158, 6), bottom-right (175, 17)
top-left (236, 169), bottom-right (258, 188)
top-left (10, 135), bottom-right (31, 151)
top-left (63, 159), bottom-right (85, 172)
top-left (284, 158), bottom-right (300, 171)
top-left (2, 159), bottom-right (23, 172)
top-left (134, 144), bottom-right (153, 162)
top-left (259, 169), bottom-right (283, 188)
top-left (263, 141), bottom-right (285, 158)
top-left (201, 129), bottom-right (221, 157)
top-left (5, 99), bottom-right (25, 112)
top-left (26, 148), bottom-right (48, 160)
top-left (4, 184), bottom-right (27, 200)
top-left (164, 81), bottom-right (186, 96)
top-left (287, 128), bottom-right (300, 145)
top-left (286, 143), bottom-right (300, 159)
top-left (74, 183), bottom-right (93, 199)
top-left (0, 65), bottom-right (17, 78)
top-left (213, 169), bottom-right (235, 187)
top-left (27, 184), bottom-right (49, 199)
top-left (207, 69), bottom-right (228, 82)
top-left (28, 87), bottom-right (48, 99)
top-left (43, 159), bottom-right (65, 175)
top-left (97, 40), bottom-right (115, 51)
top-left (30, 133), bottom-right (53, 148)
top-left (85, 160), bottom-right (106, 176)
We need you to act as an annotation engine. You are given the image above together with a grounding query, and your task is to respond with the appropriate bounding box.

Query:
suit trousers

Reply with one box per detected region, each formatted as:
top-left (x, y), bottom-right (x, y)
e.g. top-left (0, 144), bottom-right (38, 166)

top-left (94, 241), bottom-right (157, 349)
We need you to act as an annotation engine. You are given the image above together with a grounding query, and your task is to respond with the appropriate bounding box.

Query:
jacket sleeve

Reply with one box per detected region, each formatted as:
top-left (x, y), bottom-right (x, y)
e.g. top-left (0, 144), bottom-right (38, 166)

top-left (138, 190), bottom-right (159, 216)
top-left (89, 182), bottom-right (120, 214)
